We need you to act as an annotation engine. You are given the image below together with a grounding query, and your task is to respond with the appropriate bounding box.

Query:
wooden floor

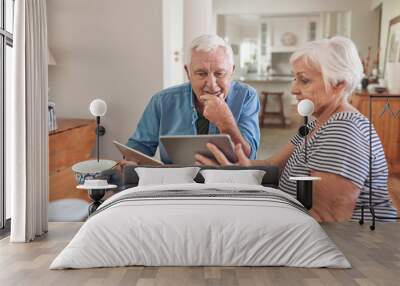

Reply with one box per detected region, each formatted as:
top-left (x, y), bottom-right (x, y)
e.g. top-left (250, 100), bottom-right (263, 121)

top-left (0, 222), bottom-right (399, 286)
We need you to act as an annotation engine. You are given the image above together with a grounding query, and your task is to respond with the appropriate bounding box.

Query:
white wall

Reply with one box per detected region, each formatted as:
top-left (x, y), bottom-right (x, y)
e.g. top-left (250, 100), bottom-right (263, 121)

top-left (47, 0), bottom-right (164, 160)
top-left (212, 0), bottom-right (377, 57)
top-left (183, 0), bottom-right (213, 60)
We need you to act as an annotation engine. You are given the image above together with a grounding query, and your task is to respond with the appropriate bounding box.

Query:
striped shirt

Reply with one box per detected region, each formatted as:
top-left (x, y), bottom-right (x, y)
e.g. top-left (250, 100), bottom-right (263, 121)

top-left (279, 112), bottom-right (397, 221)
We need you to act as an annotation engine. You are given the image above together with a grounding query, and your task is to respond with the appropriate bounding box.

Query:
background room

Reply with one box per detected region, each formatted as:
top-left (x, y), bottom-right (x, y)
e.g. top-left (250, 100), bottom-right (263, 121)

top-left (1, 1), bottom-right (400, 285)
top-left (2, 0), bottom-right (398, 226)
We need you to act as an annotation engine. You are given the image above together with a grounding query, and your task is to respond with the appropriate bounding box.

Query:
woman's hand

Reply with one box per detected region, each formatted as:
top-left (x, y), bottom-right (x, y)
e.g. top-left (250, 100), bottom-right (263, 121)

top-left (118, 160), bottom-right (138, 169)
top-left (195, 143), bottom-right (252, 166)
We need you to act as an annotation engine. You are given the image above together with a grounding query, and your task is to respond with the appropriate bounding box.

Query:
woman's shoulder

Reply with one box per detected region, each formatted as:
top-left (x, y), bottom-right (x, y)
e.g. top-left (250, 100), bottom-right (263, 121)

top-left (330, 111), bottom-right (369, 123)
top-left (315, 112), bottom-right (370, 146)
top-left (324, 112), bottom-right (370, 133)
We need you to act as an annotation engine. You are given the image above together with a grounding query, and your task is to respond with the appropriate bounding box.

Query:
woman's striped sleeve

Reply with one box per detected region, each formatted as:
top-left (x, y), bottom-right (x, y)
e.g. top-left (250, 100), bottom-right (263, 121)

top-left (307, 120), bottom-right (370, 189)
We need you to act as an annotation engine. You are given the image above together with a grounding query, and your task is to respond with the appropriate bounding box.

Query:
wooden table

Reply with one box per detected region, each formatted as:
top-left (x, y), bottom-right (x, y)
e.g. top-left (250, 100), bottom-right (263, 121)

top-left (49, 118), bottom-right (96, 202)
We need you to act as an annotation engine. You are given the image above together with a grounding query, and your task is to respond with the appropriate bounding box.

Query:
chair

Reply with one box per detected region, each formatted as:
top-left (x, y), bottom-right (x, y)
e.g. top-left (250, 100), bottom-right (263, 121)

top-left (259, 91), bottom-right (286, 128)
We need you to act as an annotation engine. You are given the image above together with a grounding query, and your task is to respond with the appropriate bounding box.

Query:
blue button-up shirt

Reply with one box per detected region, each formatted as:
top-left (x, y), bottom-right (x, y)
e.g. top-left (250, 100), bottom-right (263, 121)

top-left (127, 81), bottom-right (260, 163)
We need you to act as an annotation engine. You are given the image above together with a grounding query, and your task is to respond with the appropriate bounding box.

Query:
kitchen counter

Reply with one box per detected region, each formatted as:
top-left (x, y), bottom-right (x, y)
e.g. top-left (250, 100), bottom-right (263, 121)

top-left (234, 75), bottom-right (295, 123)
top-left (236, 75), bottom-right (293, 83)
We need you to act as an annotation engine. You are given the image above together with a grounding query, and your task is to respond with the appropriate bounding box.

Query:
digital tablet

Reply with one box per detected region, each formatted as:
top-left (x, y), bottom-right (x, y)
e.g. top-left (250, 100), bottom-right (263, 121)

top-left (113, 140), bottom-right (163, 166)
top-left (160, 134), bottom-right (237, 165)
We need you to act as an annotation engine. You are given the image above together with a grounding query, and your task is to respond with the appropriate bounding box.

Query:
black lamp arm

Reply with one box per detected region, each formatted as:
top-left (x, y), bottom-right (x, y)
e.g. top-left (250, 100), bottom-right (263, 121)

top-left (296, 180), bottom-right (313, 210)
top-left (96, 125), bottom-right (106, 136)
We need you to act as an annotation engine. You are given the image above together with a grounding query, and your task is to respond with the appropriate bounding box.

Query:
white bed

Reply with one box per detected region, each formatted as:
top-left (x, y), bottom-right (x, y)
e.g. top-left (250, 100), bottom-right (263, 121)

top-left (50, 183), bottom-right (350, 269)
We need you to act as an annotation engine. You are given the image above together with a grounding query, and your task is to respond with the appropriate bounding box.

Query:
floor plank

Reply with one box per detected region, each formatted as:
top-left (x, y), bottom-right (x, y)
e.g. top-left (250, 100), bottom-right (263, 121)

top-left (1, 222), bottom-right (400, 286)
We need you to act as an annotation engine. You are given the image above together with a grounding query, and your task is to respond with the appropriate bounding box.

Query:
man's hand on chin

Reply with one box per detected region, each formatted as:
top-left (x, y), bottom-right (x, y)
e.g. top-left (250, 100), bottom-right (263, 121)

top-left (200, 92), bottom-right (236, 130)
top-left (198, 91), bottom-right (252, 158)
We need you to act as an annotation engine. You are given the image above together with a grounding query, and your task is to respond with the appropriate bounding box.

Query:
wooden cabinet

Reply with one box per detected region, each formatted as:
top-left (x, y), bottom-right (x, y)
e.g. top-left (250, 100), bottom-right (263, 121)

top-left (350, 92), bottom-right (400, 174)
top-left (49, 118), bottom-right (96, 202)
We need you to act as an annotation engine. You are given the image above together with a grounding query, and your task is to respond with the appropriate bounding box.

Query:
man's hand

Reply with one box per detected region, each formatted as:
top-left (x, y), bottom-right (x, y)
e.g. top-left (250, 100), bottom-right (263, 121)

top-left (198, 93), bottom-right (252, 158)
top-left (200, 93), bottom-right (235, 129)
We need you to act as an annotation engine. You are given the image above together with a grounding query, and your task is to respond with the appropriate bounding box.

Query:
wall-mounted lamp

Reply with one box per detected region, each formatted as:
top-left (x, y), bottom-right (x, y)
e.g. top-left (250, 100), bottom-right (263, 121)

top-left (89, 99), bottom-right (107, 162)
top-left (297, 99), bottom-right (314, 161)
top-left (290, 99), bottom-right (320, 210)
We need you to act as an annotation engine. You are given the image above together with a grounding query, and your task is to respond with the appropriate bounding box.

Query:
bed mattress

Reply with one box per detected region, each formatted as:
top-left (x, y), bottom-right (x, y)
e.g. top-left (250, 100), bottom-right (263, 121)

top-left (50, 183), bottom-right (350, 269)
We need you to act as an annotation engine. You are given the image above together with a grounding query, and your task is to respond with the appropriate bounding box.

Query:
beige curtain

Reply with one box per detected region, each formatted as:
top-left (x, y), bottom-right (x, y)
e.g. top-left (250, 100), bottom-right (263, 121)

top-left (8, 0), bottom-right (49, 242)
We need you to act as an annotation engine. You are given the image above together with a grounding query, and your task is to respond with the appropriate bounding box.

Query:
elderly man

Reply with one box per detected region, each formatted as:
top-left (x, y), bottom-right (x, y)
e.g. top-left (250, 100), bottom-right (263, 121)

top-left (126, 34), bottom-right (260, 163)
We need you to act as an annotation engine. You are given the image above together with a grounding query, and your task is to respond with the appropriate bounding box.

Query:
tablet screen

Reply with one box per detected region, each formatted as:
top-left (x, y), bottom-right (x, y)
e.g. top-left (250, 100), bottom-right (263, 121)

top-left (160, 135), bottom-right (237, 165)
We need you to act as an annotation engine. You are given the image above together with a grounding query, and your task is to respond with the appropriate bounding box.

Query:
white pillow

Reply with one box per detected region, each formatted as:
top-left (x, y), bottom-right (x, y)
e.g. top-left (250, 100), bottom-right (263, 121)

top-left (200, 169), bottom-right (266, 185)
top-left (135, 167), bottom-right (200, 186)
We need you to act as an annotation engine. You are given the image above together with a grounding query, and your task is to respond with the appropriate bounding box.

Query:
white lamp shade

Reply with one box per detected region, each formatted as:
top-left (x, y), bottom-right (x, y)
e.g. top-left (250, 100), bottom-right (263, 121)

top-left (297, 99), bottom-right (315, 117)
top-left (48, 48), bottom-right (56, 66)
top-left (89, 99), bottom-right (107, 117)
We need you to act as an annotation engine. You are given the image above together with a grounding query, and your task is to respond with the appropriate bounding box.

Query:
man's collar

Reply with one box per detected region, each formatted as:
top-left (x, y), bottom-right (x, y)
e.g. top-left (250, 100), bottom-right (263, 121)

top-left (188, 83), bottom-right (196, 111)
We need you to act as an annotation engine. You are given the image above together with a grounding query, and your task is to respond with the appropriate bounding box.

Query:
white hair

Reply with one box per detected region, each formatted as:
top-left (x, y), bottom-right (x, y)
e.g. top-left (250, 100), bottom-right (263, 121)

top-left (185, 34), bottom-right (234, 66)
top-left (290, 36), bottom-right (363, 98)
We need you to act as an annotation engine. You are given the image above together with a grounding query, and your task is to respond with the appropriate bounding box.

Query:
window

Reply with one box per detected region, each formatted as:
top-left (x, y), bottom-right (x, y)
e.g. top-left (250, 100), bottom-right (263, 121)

top-left (240, 40), bottom-right (257, 73)
top-left (308, 21), bottom-right (317, 41)
top-left (1, 0), bottom-right (14, 231)
top-left (260, 22), bottom-right (268, 56)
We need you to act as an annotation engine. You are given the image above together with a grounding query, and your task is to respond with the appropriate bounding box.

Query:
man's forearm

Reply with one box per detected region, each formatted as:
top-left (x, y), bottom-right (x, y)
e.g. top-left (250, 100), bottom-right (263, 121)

top-left (218, 122), bottom-right (252, 157)
top-left (201, 97), bottom-right (253, 158)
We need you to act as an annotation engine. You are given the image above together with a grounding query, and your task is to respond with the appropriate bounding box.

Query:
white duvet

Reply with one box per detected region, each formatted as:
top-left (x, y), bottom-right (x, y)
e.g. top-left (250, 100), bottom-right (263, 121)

top-left (50, 183), bottom-right (350, 269)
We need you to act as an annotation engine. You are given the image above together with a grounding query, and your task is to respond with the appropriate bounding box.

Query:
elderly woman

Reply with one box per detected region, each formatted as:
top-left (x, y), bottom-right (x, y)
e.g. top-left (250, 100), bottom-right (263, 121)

top-left (195, 36), bottom-right (397, 222)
